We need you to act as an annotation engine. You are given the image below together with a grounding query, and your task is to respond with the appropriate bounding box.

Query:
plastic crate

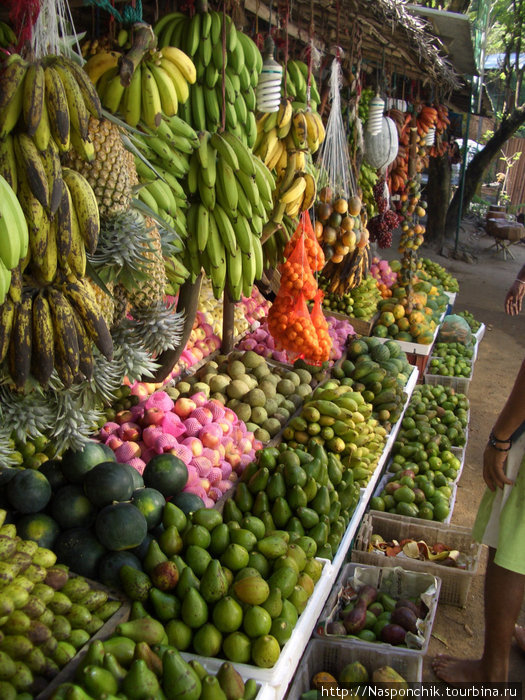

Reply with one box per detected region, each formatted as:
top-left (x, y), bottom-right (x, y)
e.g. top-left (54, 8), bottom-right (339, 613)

top-left (372, 467), bottom-right (457, 525)
top-left (285, 638), bottom-right (423, 699)
top-left (351, 511), bottom-right (482, 607)
top-left (314, 562), bottom-right (441, 655)
top-left (35, 577), bottom-right (130, 700)
top-left (424, 354), bottom-right (473, 394)
top-left (181, 558), bottom-right (337, 698)
top-left (474, 322), bottom-right (486, 343)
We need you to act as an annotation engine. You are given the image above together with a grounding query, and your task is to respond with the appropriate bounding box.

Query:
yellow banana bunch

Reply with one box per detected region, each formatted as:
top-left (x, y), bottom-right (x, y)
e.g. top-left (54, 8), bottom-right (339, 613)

top-left (254, 100), bottom-right (325, 225)
top-left (85, 46), bottom-right (196, 129)
top-left (4, 277), bottom-right (113, 390)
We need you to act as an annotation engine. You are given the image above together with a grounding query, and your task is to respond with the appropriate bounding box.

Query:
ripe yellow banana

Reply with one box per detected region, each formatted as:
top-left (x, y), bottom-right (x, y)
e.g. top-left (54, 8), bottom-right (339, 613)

top-left (148, 62), bottom-right (178, 116)
top-left (22, 62), bottom-right (45, 137)
top-left (161, 46), bottom-right (196, 84)
top-left (84, 50), bottom-right (121, 85)
top-left (62, 167), bottom-right (99, 255)
top-left (44, 65), bottom-right (70, 152)
top-left (0, 56), bottom-right (27, 138)
top-left (280, 175), bottom-right (306, 205)
top-left (54, 63), bottom-right (90, 140)
top-left (141, 64), bottom-right (162, 130)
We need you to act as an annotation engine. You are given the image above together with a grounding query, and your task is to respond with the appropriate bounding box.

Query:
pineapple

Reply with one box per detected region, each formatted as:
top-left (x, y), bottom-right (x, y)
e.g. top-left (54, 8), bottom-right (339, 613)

top-left (66, 117), bottom-right (136, 219)
top-left (123, 217), bottom-right (166, 309)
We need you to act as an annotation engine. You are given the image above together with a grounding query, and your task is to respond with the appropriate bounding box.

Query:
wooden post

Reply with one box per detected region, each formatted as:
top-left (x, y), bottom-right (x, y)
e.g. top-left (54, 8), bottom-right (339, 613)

top-left (151, 274), bottom-right (202, 383)
top-left (408, 111), bottom-right (418, 179)
top-left (221, 288), bottom-right (235, 354)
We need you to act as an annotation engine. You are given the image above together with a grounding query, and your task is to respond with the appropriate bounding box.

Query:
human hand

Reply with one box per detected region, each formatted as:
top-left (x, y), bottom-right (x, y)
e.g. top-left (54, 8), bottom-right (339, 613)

top-left (483, 444), bottom-right (514, 491)
top-left (505, 280), bottom-right (525, 315)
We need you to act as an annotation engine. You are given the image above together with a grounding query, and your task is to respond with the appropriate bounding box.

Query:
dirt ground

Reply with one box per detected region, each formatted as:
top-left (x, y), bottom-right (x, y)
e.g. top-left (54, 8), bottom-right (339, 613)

top-left (380, 220), bottom-right (525, 681)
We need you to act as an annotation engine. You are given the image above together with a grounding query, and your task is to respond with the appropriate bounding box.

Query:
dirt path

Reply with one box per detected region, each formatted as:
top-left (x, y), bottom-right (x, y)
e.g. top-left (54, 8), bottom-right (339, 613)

top-left (379, 222), bottom-right (525, 680)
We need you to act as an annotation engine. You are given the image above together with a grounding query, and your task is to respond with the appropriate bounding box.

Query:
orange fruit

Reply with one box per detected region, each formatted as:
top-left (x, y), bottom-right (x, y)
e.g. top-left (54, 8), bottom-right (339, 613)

top-left (379, 311), bottom-right (395, 327)
top-left (333, 197), bottom-right (348, 214)
top-left (341, 216), bottom-right (354, 232)
top-left (348, 196), bottom-right (361, 216)
top-left (393, 304), bottom-right (405, 320)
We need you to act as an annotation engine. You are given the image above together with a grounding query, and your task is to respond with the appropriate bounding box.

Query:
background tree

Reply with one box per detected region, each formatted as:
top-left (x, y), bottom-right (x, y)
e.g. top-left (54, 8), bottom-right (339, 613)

top-left (441, 0), bottom-right (525, 245)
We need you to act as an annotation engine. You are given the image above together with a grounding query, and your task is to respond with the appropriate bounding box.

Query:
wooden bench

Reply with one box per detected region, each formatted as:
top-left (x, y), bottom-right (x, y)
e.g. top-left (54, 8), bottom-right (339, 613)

top-left (486, 218), bottom-right (525, 260)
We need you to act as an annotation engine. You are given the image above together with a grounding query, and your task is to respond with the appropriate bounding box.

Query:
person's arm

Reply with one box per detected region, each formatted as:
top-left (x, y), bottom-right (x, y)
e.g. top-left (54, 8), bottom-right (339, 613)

top-left (483, 358), bottom-right (525, 490)
top-left (505, 263), bottom-right (525, 315)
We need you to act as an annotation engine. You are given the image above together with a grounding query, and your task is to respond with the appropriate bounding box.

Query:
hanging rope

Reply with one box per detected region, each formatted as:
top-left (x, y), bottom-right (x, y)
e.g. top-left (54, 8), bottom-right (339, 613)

top-left (83, 0), bottom-right (143, 26)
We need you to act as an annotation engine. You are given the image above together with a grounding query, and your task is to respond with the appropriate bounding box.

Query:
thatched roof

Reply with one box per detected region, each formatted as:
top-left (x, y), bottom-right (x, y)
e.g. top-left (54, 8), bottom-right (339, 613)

top-left (244, 0), bottom-right (462, 94)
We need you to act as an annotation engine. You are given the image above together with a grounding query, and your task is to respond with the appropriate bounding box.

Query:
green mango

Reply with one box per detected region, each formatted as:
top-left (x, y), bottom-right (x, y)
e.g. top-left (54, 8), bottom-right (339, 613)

top-left (191, 508), bottom-right (222, 532)
top-left (287, 485), bottom-right (307, 510)
top-left (181, 588), bottom-right (208, 629)
top-left (200, 675), bottom-right (227, 700)
top-left (75, 640), bottom-right (105, 680)
top-left (311, 486), bottom-right (331, 516)
top-left (303, 457), bottom-right (322, 481)
top-left (175, 567), bottom-right (200, 601)
top-left (143, 540), bottom-right (168, 574)
top-left (119, 566), bottom-right (152, 603)
top-left (307, 522), bottom-right (329, 549)
top-left (233, 483), bottom-right (253, 513)
top-left (129, 601), bottom-right (149, 620)
top-left (199, 560), bottom-right (228, 604)
top-left (158, 526), bottom-right (184, 558)
top-left (102, 637), bottom-right (136, 667)
top-left (222, 499), bottom-right (243, 524)
top-left (162, 502), bottom-right (187, 532)
top-left (327, 455), bottom-right (343, 485)
top-left (208, 523), bottom-right (230, 558)
top-left (260, 512), bottom-right (275, 534)
top-left (117, 617), bottom-right (166, 646)
top-left (252, 491), bottom-right (270, 517)
top-left (271, 497), bottom-right (292, 529)
top-left (102, 653), bottom-right (127, 682)
top-left (266, 473), bottom-right (286, 501)
top-left (286, 517), bottom-right (304, 537)
top-left (296, 507), bottom-right (319, 530)
top-left (303, 476), bottom-right (318, 503)
top-left (149, 588), bottom-right (180, 622)
top-left (122, 659), bottom-right (161, 700)
top-left (247, 467), bottom-right (270, 494)
top-left (239, 461), bottom-right (258, 483)
top-left (162, 648), bottom-right (201, 700)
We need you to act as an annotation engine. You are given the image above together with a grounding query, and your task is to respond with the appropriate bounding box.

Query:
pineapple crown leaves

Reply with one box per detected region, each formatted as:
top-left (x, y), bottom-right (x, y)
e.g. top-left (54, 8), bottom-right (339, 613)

top-left (89, 349), bottom-right (130, 406)
top-left (88, 209), bottom-right (158, 287)
top-left (45, 389), bottom-right (104, 455)
top-left (116, 301), bottom-right (185, 356)
top-left (110, 324), bottom-right (160, 381)
top-left (0, 384), bottom-right (56, 445)
top-left (0, 428), bottom-right (20, 467)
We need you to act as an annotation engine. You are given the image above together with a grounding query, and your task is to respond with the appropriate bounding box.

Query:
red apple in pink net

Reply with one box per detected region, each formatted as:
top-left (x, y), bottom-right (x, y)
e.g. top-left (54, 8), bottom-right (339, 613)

top-left (118, 422), bottom-right (142, 442)
top-left (141, 408), bottom-right (165, 427)
top-left (105, 435), bottom-right (123, 451)
top-left (115, 410), bottom-right (134, 425)
top-left (199, 424), bottom-right (223, 449)
top-left (191, 392), bottom-right (208, 407)
top-left (181, 437), bottom-right (204, 456)
top-left (174, 398), bottom-right (196, 418)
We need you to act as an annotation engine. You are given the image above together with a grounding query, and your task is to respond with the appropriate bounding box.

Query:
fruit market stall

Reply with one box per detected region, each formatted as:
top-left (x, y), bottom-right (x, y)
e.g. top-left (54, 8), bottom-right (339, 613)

top-left (0, 0), bottom-right (491, 697)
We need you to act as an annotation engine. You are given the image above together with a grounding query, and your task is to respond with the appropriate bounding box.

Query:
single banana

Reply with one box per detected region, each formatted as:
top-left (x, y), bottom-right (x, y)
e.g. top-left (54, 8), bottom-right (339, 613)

top-left (0, 173), bottom-right (25, 269)
top-left (141, 64), bottom-right (162, 130)
top-left (216, 158), bottom-right (238, 214)
top-left (121, 62), bottom-right (141, 127)
top-left (40, 139), bottom-right (63, 216)
top-left (0, 56), bottom-right (27, 138)
top-left (220, 131), bottom-right (256, 175)
top-left (44, 65), bottom-right (70, 152)
top-left (148, 62), bottom-right (179, 116)
top-left (100, 70), bottom-right (126, 114)
top-left (31, 290), bottom-right (55, 387)
top-left (72, 311), bottom-right (94, 380)
top-left (22, 62), bottom-right (45, 137)
top-left (160, 46), bottom-right (196, 84)
top-left (0, 257), bottom-right (11, 304)
top-left (226, 245), bottom-right (243, 301)
top-left (159, 58), bottom-right (189, 104)
top-left (0, 297), bottom-right (15, 363)
top-left (83, 51), bottom-right (121, 85)
top-left (8, 291), bottom-right (32, 390)
top-left (34, 213), bottom-right (57, 284)
top-left (62, 167), bottom-right (99, 254)
top-left (63, 278), bottom-right (113, 360)
top-left (32, 95), bottom-right (51, 151)
top-left (63, 184), bottom-right (86, 278)
top-left (280, 174), bottom-right (306, 205)
top-left (47, 287), bottom-right (79, 381)
top-left (14, 133), bottom-right (49, 210)
top-left (0, 135), bottom-right (17, 191)
top-left (54, 62), bottom-right (90, 141)
top-left (301, 171), bottom-right (316, 212)
top-left (213, 204), bottom-right (237, 257)
top-left (196, 204), bottom-right (210, 253)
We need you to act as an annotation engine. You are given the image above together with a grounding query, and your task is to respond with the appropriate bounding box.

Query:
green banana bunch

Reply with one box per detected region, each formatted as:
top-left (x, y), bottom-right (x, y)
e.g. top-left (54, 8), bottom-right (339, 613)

top-left (358, 162), bottom-right (379, 218)
top-left (154, 9), bottom-right (262, 147)
top-left (184, 130), bottom-right (273, 301)
top-left (0, 173), bottom-right (29, 303)
top-left (284, 59), bottom-right (321, 111)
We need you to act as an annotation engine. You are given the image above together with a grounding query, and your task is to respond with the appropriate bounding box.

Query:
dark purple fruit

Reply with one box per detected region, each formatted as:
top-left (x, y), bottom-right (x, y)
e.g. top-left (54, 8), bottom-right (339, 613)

top-left (343, 600), bottom-right (368, 634)
top-left (395, 599), bottom-right (420, 616)
top-left (356, 584), bottom-right (377, 607)
top-left (368, 602), bottom-right (383, 618)
top-left (380, 623), bottom-right (407, 645)
top-left (326, 621), bottom-right (347, 635)
top-left (391, 606), bottom-right (418, 633)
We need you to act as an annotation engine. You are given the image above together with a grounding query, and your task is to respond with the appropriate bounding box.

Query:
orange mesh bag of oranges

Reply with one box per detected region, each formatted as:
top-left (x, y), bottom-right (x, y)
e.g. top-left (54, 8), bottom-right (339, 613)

top-left (284, 211), bottom-right (325, 272)
top-left (268, 291), bottom-right (319, 359)
top-left (309, 290), bottom-right (332, 363)
top-left (279, 231), bottom-right (318, 300)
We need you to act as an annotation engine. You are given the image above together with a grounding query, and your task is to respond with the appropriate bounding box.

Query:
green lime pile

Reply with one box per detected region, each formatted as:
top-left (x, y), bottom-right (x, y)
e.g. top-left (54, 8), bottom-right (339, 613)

top-left (428, 342), bottom-right (473, 378)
